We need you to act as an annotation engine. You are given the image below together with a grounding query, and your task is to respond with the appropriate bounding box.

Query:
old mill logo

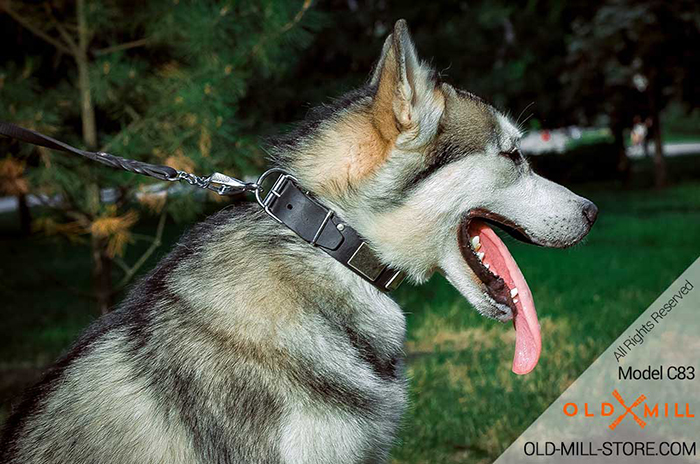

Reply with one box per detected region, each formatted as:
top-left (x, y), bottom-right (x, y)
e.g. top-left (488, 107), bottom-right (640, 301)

top-left (563, 390), bottom-right (694, 430)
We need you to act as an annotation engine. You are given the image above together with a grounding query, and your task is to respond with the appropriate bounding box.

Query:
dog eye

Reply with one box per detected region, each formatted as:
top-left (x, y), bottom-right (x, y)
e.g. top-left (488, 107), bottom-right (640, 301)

top-left (499, 148), bottom-right (522, 163)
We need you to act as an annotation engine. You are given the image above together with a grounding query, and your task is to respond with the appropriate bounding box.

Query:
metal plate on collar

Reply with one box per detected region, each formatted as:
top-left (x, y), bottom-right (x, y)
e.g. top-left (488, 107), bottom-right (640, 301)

top-left (384, 271), bottom-right (407, 291)
top-left (347, 242), bottom-right (386, 281)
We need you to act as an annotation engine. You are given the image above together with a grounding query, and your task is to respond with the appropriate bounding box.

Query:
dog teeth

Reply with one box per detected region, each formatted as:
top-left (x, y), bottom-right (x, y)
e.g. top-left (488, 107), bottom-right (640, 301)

top-left (510, 288), bottom-right (519, 297)
top-left (471, 236), bottom-right (481, 251)
top-left (484, 263), bottom-right (490, 269)
top-left (513, 298), bottom-right (519, 304)
top-left (476, 252), bottom-right (485, 261)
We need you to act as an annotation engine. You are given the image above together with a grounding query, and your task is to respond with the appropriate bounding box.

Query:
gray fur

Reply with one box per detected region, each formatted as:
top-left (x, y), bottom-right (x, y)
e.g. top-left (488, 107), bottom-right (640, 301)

top-left (1, 205), bottom-right (406, 463)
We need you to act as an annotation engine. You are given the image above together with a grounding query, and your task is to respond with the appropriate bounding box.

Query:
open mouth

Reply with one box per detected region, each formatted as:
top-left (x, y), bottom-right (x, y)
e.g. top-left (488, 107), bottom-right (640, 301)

top-left (457, 211), bottom-right (541, 375)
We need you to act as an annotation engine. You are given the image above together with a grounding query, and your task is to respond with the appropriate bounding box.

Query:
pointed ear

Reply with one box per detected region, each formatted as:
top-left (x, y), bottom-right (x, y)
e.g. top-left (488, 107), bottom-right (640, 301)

top-left (370, 20), bottom-right (441, 142)
top-left (369, 34), bottom-right (393, 88)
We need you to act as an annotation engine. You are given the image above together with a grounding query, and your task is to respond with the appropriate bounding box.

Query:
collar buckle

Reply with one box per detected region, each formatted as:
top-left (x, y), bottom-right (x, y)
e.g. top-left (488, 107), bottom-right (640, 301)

top-left (255, 168), bottom-right (298, 223)
top-left (254, 168), bottom-right (406, 292)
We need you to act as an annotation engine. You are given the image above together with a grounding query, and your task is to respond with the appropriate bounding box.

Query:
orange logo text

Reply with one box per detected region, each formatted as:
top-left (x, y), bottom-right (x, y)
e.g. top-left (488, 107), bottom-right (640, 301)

top-left (562, 390), bottom-right (694, 430)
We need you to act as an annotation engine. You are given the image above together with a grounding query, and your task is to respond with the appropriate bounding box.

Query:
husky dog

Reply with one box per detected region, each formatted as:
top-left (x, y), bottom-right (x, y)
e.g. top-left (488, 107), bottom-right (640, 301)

top-left (1, 19), bottom-right (597, 464)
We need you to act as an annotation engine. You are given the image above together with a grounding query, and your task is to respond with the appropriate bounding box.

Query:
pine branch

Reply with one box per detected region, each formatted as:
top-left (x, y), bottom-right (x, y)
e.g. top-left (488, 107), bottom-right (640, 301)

top-left (114, 256), bottom-right (130, 274)
top-left (114, 204), bottom-right (167, 292)
top-left (44, 2), bottom-right (78, 53)
top-left (94, 38), bottom-right (150, 56)
top-left (1, 1), bottom-right (75, 56)
top-left (130, 233), bottom-right (159, 242)
top-left (251, 0), bottom-right (312, 58)
top-left (31, 189), bottom-right (88, 222)
top-left (99, 109), bottom-right (146, 153)
top-left (280, 0), bottom-right (313, 35)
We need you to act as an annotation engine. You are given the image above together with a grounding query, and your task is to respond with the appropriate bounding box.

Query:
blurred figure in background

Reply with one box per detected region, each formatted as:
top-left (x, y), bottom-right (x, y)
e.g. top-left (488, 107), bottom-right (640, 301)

top-left (631, 115), bottom-right (649, 158)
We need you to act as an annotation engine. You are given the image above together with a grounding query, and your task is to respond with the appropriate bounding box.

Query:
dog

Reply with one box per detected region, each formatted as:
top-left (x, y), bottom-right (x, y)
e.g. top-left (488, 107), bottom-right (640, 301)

top-left (0, 19), bottom-right (597, 463)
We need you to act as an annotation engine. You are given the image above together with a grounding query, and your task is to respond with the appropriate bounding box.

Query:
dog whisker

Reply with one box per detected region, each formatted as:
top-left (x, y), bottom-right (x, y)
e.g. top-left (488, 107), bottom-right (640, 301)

top-left (515, 101), bottom-right (535, 128)
top-left (519, 112), bottom-right (535, 129)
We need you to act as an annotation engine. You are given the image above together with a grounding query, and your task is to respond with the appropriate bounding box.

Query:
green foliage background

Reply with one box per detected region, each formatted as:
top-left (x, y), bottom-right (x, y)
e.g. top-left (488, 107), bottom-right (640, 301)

top-left (1, 0), bottom-right (320, 219)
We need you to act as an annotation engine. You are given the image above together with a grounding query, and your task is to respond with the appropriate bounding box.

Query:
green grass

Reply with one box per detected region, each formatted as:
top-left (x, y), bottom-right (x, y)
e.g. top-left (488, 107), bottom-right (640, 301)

top-left (663, 133), bottom-right (700, 144)
top-left (1, 183), bottom-right (699, 463)
top-left (564, 128), bottom-right (614, 151)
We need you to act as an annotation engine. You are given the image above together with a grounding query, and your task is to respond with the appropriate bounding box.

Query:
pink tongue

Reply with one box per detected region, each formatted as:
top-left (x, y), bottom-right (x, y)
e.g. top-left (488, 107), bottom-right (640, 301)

top-left (469, 221), bottom-right (541, 375)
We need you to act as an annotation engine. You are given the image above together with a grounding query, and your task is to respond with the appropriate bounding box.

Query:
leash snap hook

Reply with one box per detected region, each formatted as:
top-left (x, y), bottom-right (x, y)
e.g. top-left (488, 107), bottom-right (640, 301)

top-left (173, 170), bottom-right (258, 196)
top-left (207, 172), bottom-right (258, 195)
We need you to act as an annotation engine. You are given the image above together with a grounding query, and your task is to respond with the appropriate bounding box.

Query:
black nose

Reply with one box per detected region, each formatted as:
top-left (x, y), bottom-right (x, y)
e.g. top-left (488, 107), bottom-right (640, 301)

top-left (582, 201), bottom-right (598, 226)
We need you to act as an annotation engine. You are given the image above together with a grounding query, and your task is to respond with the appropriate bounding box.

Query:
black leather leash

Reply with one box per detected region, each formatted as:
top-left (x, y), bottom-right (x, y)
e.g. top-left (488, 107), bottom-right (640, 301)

top-left (0, 121), bottom-right (178, 181)
top-left (0, 121), bottom-right (406, 292)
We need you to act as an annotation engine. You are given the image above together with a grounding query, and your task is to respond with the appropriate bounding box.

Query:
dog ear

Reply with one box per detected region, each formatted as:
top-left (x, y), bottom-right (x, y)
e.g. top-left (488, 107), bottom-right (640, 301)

top-left (370, 20), bottom-right (440, 143)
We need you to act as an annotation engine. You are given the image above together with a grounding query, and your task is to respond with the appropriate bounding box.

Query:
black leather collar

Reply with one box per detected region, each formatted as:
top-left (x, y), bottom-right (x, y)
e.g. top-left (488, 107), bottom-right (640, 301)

top-left (259, 172), bottom-right (406, 292)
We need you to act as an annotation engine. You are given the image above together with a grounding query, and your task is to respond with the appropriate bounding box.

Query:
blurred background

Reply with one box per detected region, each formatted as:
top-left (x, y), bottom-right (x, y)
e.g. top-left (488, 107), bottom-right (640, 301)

top-left (1, 1), bottom-right (699, 462)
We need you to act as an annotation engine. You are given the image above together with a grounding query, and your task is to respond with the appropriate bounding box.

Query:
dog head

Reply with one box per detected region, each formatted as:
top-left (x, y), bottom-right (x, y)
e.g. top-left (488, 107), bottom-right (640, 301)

top-left (274, 20), bottom-right (597, 374)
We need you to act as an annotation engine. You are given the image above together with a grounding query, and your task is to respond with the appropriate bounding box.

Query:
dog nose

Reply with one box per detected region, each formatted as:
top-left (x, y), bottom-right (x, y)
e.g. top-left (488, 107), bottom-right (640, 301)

top-left (582, 201), bottom-right (598, 226)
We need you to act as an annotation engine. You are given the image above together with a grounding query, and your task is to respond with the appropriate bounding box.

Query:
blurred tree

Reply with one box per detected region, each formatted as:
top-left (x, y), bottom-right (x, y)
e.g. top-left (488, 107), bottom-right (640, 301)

top-left (0, 156), bottom-right (30, 235)
top-left (563, 0), bottom-right (700, 188)
top-left (245, 0), bottom-right (601, 134)
top-left (0, 0), bottom-right (316, 313)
